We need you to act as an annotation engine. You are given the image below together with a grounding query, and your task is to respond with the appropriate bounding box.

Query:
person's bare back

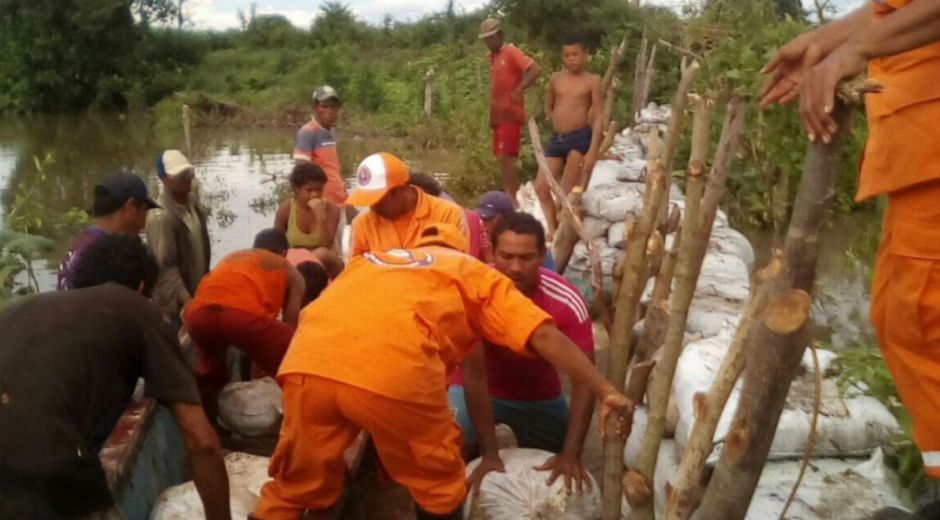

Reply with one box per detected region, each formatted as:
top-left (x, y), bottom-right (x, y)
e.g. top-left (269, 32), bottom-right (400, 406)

top-left (548, 70), bottom-right (601, 134)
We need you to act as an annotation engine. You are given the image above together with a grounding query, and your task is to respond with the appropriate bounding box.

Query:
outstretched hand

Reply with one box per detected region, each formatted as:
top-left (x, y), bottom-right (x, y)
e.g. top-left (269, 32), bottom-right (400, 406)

top-left (534, 451), bottom-right (592, 495)
top-left (598, 392), bottom-right (634, 440)
top-left (797, 42), bottom-right (867, 143)
top-left (466, 453), bottom-right (505, 496)
top-left (759, 34), bottom-right (827, 108)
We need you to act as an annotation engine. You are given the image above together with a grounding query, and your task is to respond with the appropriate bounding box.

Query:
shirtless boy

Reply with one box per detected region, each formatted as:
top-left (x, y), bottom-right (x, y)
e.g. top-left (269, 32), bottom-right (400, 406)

top-left (538, 37), bottom-right (603, 239)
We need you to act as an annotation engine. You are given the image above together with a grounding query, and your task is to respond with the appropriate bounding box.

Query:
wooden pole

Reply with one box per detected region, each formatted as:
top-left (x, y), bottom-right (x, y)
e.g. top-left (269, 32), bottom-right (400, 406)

top-left (603, 37), bottom-right (628, 95)
top-left (601, 130), bottom-right (668, 520)
top-left (552, 187), bottom-right (584, 274)
top-left (182, 104), bottom-right (192, 157)
top-left (664, 253), bottom-right (781, 519)
top-left (630, 36), bottom-right (649, 128)
top-left (628, 98), bottom-right (746, 520)
top-left (695, 100), bottom-right (854, 520)
top-left (424, 68), bottom-right (434, 117)
top-left (662, 59), bottom-right (700, 174)
top-left (598, 120), bottom-right (621, 161)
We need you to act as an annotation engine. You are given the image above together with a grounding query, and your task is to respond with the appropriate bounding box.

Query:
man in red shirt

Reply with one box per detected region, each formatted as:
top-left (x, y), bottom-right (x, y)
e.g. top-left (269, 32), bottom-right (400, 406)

top-left (449, 212), bottom-right (596, 494)
top-left (479, 18), bottom-right (541, 204)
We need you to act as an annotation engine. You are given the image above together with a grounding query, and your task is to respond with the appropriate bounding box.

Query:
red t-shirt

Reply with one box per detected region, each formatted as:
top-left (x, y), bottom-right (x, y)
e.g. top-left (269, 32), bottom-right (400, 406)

top-left (464, 209), bottom-right (490, 261)
top-left (452, 267), bottom-right (594, 401)
top-left (489, 44), bottom-right (535, 126)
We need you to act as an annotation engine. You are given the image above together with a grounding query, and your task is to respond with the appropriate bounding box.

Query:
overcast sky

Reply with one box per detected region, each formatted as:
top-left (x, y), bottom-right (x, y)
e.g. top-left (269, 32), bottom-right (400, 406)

top-left (186, 0), bottom-right (861, 31)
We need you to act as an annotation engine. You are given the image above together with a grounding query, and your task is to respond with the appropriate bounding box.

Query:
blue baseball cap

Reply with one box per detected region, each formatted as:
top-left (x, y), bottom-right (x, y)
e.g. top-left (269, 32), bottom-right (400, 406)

top-left (476, 191), bottom-right (515, 220)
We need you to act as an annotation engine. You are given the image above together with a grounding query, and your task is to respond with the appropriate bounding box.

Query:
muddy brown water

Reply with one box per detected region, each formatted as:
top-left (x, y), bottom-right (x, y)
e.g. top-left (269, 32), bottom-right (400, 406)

top-left (0, 113), bottom-right (882, 518)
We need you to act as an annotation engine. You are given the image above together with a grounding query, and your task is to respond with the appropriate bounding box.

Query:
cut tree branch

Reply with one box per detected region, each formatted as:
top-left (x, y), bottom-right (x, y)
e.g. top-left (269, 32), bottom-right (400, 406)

top-left (629, 97), bottom-right (746, 520)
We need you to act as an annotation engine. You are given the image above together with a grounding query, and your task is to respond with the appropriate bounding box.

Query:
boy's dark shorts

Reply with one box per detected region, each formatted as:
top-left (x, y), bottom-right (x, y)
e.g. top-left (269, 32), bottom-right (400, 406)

top-left (545, 126), bottom-right (592, 158)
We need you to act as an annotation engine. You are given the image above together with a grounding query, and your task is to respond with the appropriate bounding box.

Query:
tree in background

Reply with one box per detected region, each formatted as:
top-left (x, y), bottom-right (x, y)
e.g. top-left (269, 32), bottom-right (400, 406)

top-left (0, 0), bottom-right (137, 112)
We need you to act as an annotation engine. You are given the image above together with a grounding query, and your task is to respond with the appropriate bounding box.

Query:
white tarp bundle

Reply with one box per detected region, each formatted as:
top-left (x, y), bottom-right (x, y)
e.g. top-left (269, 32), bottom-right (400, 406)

top-left (149, 452), bottom-right (269, 519)
top-left (217, 377), bottom-right (282, 438)
top-left (465, 448), bottom-right (601, 520)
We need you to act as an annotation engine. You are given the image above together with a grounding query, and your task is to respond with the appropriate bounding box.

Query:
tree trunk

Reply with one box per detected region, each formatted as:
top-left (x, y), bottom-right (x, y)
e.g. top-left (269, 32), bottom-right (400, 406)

top-left (553, 187), bottom-right (584, 274)
top-left (694, 101), bottom-right (853, 520)
top-left (629, 98), bottom-right (746, 520)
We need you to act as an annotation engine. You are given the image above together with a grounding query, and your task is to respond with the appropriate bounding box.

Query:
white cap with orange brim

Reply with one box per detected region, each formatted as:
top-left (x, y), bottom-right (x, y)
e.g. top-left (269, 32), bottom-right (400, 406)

top-left (347, 152), bottom-right (410, 207)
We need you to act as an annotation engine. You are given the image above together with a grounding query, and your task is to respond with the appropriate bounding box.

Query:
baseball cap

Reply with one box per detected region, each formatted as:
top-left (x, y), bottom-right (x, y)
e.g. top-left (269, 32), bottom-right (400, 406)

top-left (416, 223), bottom-right (469, 253)
top-left (347, 153), bottom-right (410, 207)
top-left (476, 190), bottom-right (515, 220)
top-left (155, 150), bottom-right (194, 178)
top-left (478, 18), bottom-right (501, 39)
top-left (93, 171), bottom-right (160, 216)
top-left (312, 85), bottom-right (340, 103)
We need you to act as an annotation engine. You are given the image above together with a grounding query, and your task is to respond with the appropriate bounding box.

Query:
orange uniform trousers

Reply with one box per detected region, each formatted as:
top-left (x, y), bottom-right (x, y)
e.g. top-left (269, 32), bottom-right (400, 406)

top-left (871, 181), bottom-right (940, 479)
top-left (253, 374), bottom-right (466, 519)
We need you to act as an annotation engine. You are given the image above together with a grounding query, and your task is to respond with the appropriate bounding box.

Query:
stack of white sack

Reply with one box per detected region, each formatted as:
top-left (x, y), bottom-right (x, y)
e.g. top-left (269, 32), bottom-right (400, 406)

top-left (150, 452), bottom-right (269, 519)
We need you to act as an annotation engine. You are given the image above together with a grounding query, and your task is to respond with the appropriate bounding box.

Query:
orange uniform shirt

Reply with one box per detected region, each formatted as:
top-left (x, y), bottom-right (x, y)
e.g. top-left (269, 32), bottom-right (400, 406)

top-left (856, 0), bottom-right (940, 201)
top-left (186, 249), bottom-right (290, 318)
top-left (278, 246), bottom-right (553, 406)
top-left (293, 118), bottom-right (348, 206)
top-left (349, 188), bottom-right (468, 258)
top-left (489, 44), bottom-right (535, 126)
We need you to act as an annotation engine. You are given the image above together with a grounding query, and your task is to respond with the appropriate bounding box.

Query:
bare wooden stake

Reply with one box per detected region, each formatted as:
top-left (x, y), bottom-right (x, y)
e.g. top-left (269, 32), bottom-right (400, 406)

top-left (603, 37), bottom-right (628, 94)
top-left (603, 78), bottom-right (620, 132)
top-left (662, 60), bottom-right (701, 174)
top-left (182, 104), bottom-right (192, 157)
top-left (601, 133), bottom-right (668, 520)
top-left (553, 187), bottom-right (584, 274)
top-left (630, 36), bottom-right (650, 127)
top-left (598, 120), bottom-right (621, 162)
top-left (424, 68), bottom-right (435, 117)
top-left (630, 97), bottom-right (746, 520)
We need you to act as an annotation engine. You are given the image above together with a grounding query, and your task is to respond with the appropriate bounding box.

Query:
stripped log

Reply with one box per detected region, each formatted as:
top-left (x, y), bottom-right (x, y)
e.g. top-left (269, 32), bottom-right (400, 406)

top-left (695, 100), bottom-right (855, 520)
top-left (664, 253), bottom-right (782, 519)
top-left (598, 120), bottom-right (621, 161)
top-left (602, 78), bottom-right (620, 133)
top-left (628, 97), bottom-right (746, 520)
top-left (553, 187), bottom-right (584, 274)
top-left (603, 37), bottom-right (628, 94)
top-left (630, 36), bottom-right (650, 127)
top-left (601, 130), bottom-right (668, 520)
top-left (182, 104), bottom-right (192, 157)
top-left (424, 68), bottom-right (434, 117)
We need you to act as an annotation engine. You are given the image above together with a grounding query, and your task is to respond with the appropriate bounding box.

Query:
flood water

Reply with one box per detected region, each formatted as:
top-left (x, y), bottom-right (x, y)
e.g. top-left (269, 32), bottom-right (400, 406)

top-left (0, 112), bottom-right (881, 347)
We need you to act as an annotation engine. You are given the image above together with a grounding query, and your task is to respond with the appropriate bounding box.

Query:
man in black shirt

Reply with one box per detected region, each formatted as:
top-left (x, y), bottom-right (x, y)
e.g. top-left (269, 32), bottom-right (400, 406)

top-left (0, 234), bottom-right (230, 519)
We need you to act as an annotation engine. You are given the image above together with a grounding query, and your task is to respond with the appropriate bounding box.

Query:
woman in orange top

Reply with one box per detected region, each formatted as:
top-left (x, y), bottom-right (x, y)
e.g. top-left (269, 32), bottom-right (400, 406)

top-left (761, 0), bottom-right (940, 491)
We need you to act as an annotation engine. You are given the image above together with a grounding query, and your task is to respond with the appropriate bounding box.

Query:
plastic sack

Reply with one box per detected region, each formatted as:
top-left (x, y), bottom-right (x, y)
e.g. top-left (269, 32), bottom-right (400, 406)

top-left (465, 448), bottom-right (601, 520)
top-left (150, 452), bottom-right (269, 519)
top-left (218, 377), bottom-right (282, 438)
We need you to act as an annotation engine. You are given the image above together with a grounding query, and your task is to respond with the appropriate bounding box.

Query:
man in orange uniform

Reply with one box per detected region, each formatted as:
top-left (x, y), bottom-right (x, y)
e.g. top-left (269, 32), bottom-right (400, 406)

top-left (479, 18), bottom-right (541, 204)
top-left (293, 85), bottom-right (347, 207)
top-left (347, 152), bottom-right (467, 258)
top-left (182, 229), bottom-right (311, 426)
top-left (252, 224), bottom-right (632, 520)
top-left (760, 0), bottom-right (940, 503)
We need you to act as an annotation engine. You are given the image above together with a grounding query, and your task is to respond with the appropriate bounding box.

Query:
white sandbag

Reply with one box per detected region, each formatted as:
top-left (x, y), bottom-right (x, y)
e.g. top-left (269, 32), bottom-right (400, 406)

top-left (707, 226), bottom-right (755, 272)
top-left (637, 103), bottom-right (672, 125)
top-left (609, 130), bottom-right (646, 162)
top-left (739, 449), bottom-right (907, 520)
top-left (695, 252), bottom-right (750, 302)
top-left (568, 240), bottom-right (622, 275)
top-left (465, 448), bottom-right (601, 520)
top-left (582, 183), bottom-right (646, 221)
top-left (218, 377), bottom-right (282, 438)
top-left (673, 335), bottom-right (901, 461)
top-left (150, 452), bottom-right (269, 520)
top-left (586, 160), bottom-right (624, 189)
top-left (616, 158), bottom-right (647, 182)
top-left (608, 221), bottom-right (627, 249)
top-left (516, 182), bottom-right (549, 231)
top-left (583, 217), bottom-right (611, 240)
top-left (686, 296), bottom-right (742, 338)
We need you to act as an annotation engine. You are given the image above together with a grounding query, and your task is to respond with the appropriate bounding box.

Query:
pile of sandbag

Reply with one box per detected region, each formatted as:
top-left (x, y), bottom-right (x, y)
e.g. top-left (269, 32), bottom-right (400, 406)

top-left (464, 448), bottom-right (601, 520)
top-left (150, 452), bottom-right (269, 519)
top-left (217, 377), bottom-right (282, 438)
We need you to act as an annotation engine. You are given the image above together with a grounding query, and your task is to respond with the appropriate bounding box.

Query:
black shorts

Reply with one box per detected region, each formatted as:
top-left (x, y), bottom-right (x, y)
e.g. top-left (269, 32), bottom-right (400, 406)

top-left (544, 126), bottom-right (592, 158)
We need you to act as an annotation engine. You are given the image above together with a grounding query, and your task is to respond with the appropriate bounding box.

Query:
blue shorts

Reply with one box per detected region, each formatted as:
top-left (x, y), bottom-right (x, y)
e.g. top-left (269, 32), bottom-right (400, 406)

top-left (544, 126), bottom-right (592, 159)
top-left (447, 385), bottom-right (569, 454)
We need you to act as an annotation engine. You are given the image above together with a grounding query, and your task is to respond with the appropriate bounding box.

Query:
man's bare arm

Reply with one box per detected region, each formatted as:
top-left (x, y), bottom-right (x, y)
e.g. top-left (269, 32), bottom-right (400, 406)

top-left (170, 402), bottom-right (231, 520)
top-left (583, 75), bottom-right (605, 174)
top-left (512, 62), bottom-right (542, 100)
top-left (462, 345), bottom-right (506, 493)
top-left (545, 74), bottom-right (557, 121)
top-left (281, 265), bottom-right (305, 329)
